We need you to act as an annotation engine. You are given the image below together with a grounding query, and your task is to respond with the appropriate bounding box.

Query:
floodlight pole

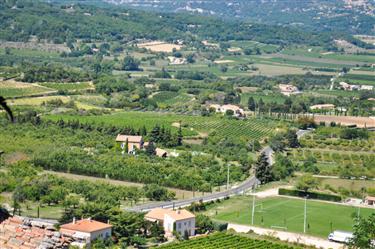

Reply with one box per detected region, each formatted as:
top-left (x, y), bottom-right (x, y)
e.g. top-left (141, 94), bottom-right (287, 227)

top-left (303, 196), bottom-right (307, 233)
top-left (251, 191), bottom-right (255, 225)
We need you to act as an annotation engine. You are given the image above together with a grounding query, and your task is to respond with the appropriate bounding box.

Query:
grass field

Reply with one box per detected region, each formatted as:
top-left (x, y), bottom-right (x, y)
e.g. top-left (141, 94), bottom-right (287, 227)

top-left (0, 80), bottom-right (55, 98)
top-left (158, 232), bottom-right (303, 249)
top-left (204, 196), bottom-right (374, 238)
top-left (45, 111), bottom-right (283, 140)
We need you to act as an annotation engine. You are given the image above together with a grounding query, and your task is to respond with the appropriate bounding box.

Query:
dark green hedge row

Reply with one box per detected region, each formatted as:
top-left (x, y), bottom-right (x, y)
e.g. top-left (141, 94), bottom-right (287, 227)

top-left (278, 188), bottom-right (342, 202)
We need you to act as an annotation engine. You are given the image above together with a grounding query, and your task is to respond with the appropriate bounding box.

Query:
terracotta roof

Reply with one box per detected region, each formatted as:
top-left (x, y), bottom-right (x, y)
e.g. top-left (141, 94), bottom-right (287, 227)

top-left (145, 208), bottom-right (195, 221)
top-left (60, 219), bottom-right (112, 233)
top-left (0, 216), bottom-right (71, 249)
top-left (116, 135), bottom-right (143, 143)
top-left (366, 196), bottom-right (375, 201)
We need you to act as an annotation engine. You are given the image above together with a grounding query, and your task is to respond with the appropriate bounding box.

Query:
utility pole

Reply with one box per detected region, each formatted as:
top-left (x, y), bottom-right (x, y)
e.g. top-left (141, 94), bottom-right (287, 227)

top-left (303, 196), bottom-right (308, 233)
top-left (226, 163), bottom-right (230, 190)
top-left (251, 191), bottom-right (256, 225)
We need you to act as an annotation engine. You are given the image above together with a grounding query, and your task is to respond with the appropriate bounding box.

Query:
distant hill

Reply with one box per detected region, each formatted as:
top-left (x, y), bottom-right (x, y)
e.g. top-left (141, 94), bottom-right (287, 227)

top-left (94, 0), bottom-right (375, 35)
top-left (0, 0), bottom-right (348, 48)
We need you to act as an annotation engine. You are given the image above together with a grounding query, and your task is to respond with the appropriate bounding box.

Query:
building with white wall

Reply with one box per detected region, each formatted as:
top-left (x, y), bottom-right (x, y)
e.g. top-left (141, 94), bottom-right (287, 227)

top-left (145, 208), bottom-right (195, 237)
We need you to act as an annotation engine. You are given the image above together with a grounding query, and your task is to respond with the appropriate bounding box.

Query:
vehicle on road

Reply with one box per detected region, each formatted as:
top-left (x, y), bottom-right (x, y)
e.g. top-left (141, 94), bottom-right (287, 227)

top-left (328, 230), bottom-right (353, 244)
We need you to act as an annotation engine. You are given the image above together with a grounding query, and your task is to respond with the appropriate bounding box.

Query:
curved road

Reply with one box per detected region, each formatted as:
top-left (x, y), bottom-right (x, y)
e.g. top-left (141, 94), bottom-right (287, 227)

top-left (128, 130), bottom-right (310, 212)
top-left (128, 176), bottom-right (260, 212)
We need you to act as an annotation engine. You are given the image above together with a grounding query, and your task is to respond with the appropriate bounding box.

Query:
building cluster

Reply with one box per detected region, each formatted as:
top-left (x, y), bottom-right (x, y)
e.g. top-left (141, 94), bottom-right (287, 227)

top-left (0, 207), bottom-right (196, 249)
top-left (0, 217), bottom-right (71, 249)
top-left (339, 82), bottom-right (374, 91)
top-left (209, 104), bottom-right (245, 117)
top-left (310, 104), bottom-right (336, 111)
top-left (115, 135), bottom-right (169, 157)
top-left (278, 84), bottom-right (301, 96)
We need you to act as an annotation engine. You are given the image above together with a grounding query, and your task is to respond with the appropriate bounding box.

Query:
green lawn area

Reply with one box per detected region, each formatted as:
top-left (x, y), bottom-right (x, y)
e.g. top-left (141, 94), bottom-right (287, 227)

top-left (204, 196), bottom-right (374, 238)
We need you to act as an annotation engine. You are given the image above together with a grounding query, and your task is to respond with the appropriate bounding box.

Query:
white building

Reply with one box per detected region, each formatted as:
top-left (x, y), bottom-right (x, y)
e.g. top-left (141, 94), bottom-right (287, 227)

top-left (145, 208), bottom-right (196, 237)
top-left (278, 84), bottom-right (300, 96)
top-left (60, 218), bottom-right (112, 248)
top-left (310, 104), bottom-right (335, 110)
top-left (361, 85), bottom-right (374, 91)
top-left (209, 104), bottom-right (245, 117)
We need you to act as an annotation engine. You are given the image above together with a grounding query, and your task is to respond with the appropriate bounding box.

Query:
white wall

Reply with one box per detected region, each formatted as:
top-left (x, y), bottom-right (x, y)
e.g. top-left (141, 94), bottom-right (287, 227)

top-left (163, 215), bottom-right (195, 236)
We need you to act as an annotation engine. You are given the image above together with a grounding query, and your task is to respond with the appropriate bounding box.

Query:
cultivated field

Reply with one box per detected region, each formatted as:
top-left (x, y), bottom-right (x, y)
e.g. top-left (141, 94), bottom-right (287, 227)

top-left (137, 41), bottom-right (183, 52)
top-left (204, 196), bottom-right (374, 238)
top-left (312, 115), bottom-right (375, 128)
top-left (45, 111), bottom-right (283, 141)
top-left (0, 80), bottom-right (55, 98)
top-left (158, 232), bottom-right (302, 249)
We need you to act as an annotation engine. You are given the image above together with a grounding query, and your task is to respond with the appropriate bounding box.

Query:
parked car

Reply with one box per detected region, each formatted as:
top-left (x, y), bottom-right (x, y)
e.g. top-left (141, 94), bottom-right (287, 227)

top-left (328, 230), bottom-right (353, 244)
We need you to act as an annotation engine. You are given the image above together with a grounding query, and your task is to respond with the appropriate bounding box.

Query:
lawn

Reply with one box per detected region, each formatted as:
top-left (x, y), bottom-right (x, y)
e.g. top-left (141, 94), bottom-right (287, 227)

top-left (45, 111), bottom-right (282, 141)
top-left (204, 196), bottom-right (374, 238)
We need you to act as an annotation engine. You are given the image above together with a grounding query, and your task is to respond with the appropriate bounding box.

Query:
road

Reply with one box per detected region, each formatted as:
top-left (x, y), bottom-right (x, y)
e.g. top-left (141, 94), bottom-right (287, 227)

top-left (128, 129), bottom-right (310, 212)
top-left (127, 176), bottom-right (260, 212)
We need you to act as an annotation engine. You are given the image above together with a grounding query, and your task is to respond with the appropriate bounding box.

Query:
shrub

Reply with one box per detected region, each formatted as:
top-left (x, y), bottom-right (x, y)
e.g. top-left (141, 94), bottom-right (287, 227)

top-left (278, 188), bottom-right (342, 202)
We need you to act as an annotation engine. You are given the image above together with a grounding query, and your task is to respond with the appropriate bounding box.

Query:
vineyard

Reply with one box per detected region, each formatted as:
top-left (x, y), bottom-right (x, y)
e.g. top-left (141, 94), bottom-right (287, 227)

top-left (158, 233), bottom-right (301, 249)
top-left (46, 111), bottom-right (282, 141)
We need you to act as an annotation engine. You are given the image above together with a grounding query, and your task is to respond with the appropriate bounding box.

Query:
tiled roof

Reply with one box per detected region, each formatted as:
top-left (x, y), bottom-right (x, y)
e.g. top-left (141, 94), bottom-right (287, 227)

top-left (60, 219), bottom-right (112, 233)
top-left (366, 196), bottom-right (375, 201)
top-left (0, 216), bottom-right (71, 249)
top-left (145, 208), bottom-right (195, 221)
top-left (116, 134), bottom-right (143, 143)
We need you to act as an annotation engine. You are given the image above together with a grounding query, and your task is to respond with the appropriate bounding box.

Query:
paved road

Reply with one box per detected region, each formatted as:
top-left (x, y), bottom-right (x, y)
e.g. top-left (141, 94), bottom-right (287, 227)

top-left (128, 129), bottom-right (310, 212)
top-left (127, 176), bottom-right (260, 212)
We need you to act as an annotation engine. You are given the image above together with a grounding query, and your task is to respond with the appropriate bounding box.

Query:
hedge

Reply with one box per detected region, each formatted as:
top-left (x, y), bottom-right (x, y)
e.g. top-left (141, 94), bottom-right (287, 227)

top-left (278, 188), bottom-right (342, 202)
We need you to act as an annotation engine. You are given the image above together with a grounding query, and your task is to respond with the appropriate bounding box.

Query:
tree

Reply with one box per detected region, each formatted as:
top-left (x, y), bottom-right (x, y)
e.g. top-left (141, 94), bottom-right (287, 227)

top-left (302, 156), bottom-right (320, 174)
top-left (285, 129), bottom-right (300, 148)
top-left (349, 213), bottom-right (375, 249)
top-left (295, 174), bottom-right (319, 192)
top-left (122, 56), bottom-right (140, 71)
top-left (186, 54), bottom-right (195, 64)
top-left (254, 152), bottom-right (274, 184)
top-left (146, 142), bottom-right (156, 156)
top-left (195, 214), bottom-right (214, 234)
top-left (225, 109), bottom-right (234, 116)
top-left (177, 122), bottom-right (183, 146)
top-left (247, 96), bottom-right (256, 111)
top-left (272, 154), bottom-right (295, 180)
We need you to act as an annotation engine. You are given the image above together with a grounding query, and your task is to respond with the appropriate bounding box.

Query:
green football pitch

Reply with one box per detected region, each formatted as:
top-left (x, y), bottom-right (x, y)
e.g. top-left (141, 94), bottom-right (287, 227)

top-left (206, 196), bottom-right (374, 238)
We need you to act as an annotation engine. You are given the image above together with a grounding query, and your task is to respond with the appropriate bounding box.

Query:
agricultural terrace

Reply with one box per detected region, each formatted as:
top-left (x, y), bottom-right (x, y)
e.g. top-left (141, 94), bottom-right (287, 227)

top-left (38, 82), bottom-right (94, 92)
top-left (158, 232), bottom-right (302, 249)
top-left (45, 111), bottom-right (283, 141)
top-left (203, 196), bottom-right (374, 238)
top-left (0, 80), bottom-right (55, 98)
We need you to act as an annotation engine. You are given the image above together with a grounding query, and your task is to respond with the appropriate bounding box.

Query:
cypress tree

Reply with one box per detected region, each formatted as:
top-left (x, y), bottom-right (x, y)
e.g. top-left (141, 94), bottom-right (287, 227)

top-left (255, 152), bottom-right (274, 184)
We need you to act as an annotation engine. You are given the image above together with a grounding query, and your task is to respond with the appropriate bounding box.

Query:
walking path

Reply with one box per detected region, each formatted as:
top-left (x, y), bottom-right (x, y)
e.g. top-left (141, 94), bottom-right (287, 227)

top-left (227, 223), bottom-right (344, 249)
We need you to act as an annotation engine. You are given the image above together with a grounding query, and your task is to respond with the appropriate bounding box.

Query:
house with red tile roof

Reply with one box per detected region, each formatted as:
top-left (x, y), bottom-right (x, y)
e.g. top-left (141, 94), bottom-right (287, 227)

top-left (60, 218), bottom-right (112, 247)
top-left (116, 135), bottom-right (144, 154)
top-left (145, 208), bottom-right (195, 237)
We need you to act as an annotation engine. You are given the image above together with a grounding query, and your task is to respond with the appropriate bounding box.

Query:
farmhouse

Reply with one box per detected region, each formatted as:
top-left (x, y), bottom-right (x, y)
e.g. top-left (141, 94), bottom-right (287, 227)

top-left (339, 82), bottom-right (360, 91)
top-left (365, 196), bottom-right (375, 206)
top-left (168, 56), bottom-right (187, 65)
top-left (145, 208), bottom-right (195, 237)
top-left (116, 134), bottom-right (144, 154)
top-left (209, 104), bottom-right (245, 117)
top-left (310, 104), bottom-right (335, 110)
top-left (60, 218), bottom-right (112, 247)
top-left (278, 84), bottom-right (299, 96)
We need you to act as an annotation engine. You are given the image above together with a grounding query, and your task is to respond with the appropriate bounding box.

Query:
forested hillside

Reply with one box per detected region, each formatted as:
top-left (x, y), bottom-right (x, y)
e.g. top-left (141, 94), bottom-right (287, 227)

top-left (0, 0), bottom-right (360, 48)
top-left (79, 0), bottom-right (375, 35)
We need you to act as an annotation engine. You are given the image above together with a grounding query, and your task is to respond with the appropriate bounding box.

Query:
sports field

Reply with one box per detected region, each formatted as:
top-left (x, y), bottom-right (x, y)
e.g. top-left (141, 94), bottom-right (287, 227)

top-left (205, 196), bottom-right (374, 238)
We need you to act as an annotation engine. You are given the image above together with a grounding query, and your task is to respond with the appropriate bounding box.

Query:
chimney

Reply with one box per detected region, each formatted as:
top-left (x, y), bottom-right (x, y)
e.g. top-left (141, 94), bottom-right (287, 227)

top-left (107, 219), bottom-right (110, 224)
top-left (73, 217), bottom-right (76, 224)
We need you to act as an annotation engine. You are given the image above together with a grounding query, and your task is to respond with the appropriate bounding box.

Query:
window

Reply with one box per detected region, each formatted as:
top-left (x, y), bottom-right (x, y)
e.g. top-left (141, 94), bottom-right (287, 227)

top-left (188, 221), bottom-right (191, 226)
top-left (178, 223), bottom-right (181, 229)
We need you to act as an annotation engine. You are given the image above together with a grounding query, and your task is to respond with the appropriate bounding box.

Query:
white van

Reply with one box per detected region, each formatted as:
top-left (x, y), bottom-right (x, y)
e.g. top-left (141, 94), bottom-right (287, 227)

top-left (328, 230), bottom-right (353, 244)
